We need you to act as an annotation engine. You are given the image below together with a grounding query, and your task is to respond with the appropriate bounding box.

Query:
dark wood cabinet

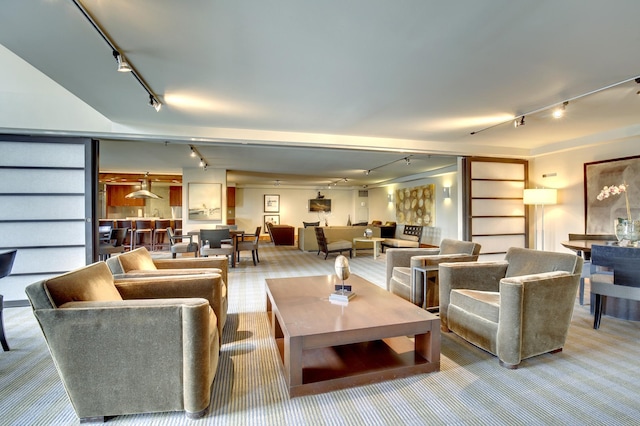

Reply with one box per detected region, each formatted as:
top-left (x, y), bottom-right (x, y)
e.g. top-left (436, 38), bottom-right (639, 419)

top-left (169, 186), bottom-right (182, 206)
top-left (227, 187), bottom-right (236, 207)
top-left (107, 185), bottom-right (144, 207)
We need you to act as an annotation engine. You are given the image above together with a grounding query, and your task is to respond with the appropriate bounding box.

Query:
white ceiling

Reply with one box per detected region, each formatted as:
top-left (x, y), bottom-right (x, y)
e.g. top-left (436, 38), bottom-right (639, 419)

top-left (2, 1), bottom-right (640, 187)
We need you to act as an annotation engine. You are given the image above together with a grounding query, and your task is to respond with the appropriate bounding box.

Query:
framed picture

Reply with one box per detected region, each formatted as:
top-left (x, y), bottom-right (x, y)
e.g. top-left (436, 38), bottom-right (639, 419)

top-left (584, 155), bottom-right (640, 233)
top-left (264, 214), bottom-right (280, 229)
top-left (188, 183), bottom-right (222, 220)
top-left (264, 194), bottom-right (280, 213)
top-left (309, 198), bottom-right (331, 212)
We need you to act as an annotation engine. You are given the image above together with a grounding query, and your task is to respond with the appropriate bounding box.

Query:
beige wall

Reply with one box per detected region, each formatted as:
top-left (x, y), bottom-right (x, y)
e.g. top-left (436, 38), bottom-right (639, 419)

top-left (530, 137), bottom-right (640, 253)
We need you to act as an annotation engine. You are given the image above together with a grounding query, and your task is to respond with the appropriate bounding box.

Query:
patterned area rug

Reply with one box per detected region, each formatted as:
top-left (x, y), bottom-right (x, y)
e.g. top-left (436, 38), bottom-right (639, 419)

top-left (1, 244), bottom-right (639, 425)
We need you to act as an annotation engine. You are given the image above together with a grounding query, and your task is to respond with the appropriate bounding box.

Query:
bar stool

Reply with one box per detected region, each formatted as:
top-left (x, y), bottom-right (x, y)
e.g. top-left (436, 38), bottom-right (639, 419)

top-left (134, 219), bottom-right (153, 250)
top-left (174, 219), bottom-right (183, 236)
top-left (153, 219), bottom-right (171, 251)
top-left (115, 220), bottom-right (133, 251)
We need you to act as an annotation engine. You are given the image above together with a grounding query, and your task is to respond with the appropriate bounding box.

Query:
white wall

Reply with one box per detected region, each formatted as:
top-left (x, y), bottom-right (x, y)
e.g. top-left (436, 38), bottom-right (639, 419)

top-left (531, 137), bottom-right (640, 253)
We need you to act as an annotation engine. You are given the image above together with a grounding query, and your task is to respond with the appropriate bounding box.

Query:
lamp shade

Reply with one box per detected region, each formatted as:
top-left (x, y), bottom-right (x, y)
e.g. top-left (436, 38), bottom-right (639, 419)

top-left (523, 188), bottom-right (557, 205)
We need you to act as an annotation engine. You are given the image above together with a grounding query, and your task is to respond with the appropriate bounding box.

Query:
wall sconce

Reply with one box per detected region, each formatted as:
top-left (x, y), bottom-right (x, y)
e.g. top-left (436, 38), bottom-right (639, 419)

top-left (387, 193), bottom-right (394, 203)
top-left (443, 186), bottom-right (451, 199)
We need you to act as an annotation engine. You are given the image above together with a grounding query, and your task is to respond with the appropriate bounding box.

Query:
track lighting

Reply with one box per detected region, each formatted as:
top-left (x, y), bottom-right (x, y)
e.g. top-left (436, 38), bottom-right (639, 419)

top-left (189, 145), bottom-right (209, 170)
top-left (190, 147), bottom-right (197, 157)
top-left (72, 1), bottom-right (161, 112)
top-left (405, 157), bottom-right (411, 166)
top-left (552, 101), bottom-right (568, 119)
top-left (112, 51), bottom-right (131, 72)
top-left (514, 116), bottom-right (525, 128)
top-left (365, 170), bottom-right (371, 175)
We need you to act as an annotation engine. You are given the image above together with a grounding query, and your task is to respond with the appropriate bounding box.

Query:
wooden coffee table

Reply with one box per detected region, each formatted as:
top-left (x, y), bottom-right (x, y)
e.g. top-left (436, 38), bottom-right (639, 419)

top-left (265, 274), bottom-right (440, 397)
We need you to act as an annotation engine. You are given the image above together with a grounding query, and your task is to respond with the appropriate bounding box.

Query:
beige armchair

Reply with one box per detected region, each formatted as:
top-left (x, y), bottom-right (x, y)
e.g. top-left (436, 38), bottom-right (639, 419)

top-left (25, 262), bottom-right (220, 421)
top-left (106, 247), bottom-right (228, 338)
top-left (386, 239), bottom-right (481, 309)
top-left (439, 247), bottom-right (583, 368)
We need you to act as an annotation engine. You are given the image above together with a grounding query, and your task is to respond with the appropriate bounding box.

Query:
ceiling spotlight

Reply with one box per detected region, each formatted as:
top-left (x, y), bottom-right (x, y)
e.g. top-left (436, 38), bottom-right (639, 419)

top-left (113, 50), bottom-right (132, 72)
top-left (552, 101), bottom-right (569, 119)
top-left (149, 95), bottom-right (162, 112)
top-left (199, 159), bottom-right (204, 168)
top-left (405, 157), bottom-right (411, 166)
top-left (514, 116), bottom-right (525, 128)
top-left (190, 148), bottom-right (196, 158)
top-left (365, 170), bottom-right (370, 175)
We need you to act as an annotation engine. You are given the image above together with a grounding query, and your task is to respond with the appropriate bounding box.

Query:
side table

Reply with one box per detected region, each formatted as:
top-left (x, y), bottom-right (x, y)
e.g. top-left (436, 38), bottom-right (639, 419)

top-left (352, 237), bottom-right (385, 259)
top-left (412, 265), bottom-right (440, 311)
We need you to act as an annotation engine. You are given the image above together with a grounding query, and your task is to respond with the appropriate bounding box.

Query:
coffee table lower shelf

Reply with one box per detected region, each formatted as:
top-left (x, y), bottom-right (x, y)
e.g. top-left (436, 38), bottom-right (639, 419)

top-left (273, 335), bottom-right (439, 397)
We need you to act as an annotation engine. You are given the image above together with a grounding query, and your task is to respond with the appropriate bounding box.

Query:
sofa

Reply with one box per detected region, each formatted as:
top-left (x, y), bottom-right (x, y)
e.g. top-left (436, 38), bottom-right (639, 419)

top-left (25, 262), bottom-right (220, 421)
top-left (298, 225), bottom-right (381, 251)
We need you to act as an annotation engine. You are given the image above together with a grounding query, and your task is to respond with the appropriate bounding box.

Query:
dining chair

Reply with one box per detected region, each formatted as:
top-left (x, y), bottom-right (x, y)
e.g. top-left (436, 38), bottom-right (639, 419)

top-left (235, 226), bottom-right (261, 266)
top-left (0, 249), bottom-right (17, 351)
top-left (568, 233), bottom-right (617, 305)
top-left (200, 229), bottom-right (235, 267)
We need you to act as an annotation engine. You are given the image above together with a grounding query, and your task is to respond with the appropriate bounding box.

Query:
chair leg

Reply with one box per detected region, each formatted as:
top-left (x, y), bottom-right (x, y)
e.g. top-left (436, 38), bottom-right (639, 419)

top-left (594, 294), bottom-right (604, 329)
top-left (0, 295), bottom-right (9, 351)
top-left (252, 251), bottom-right (257, 266)
top-left (579, 277), bottom-right (585, 305)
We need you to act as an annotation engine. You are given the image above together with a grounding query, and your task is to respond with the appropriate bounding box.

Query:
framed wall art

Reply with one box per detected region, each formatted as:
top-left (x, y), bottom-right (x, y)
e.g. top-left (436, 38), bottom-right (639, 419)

top-left (395, 184), bottom-right (435, 226)
top-left (264, 214), bottom-right (280, 229)
top-left (264, 194), bottom-right (280, 213)
top-left (309, 198), bottom-right (331, 212)
top-left (188, 183), bottom-right (222, 220)
top-left (584, 155), bottom-right (640, 233)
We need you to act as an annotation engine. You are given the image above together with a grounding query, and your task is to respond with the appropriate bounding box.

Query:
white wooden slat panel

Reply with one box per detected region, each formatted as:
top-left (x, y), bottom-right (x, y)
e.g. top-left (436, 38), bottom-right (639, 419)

top-left (9, 247), bottom-right (86, 274)
top-left (472, 217), bottom-right (525, 235)
top-left (472, 199), bottom-right (525, 216)
top-left (473, 235), bottom-right (525, 253)
top-left (471, 180), bottom-right (524, 198)
top-left (0, 222), bottom-right (85, 247)
top-left (472, 162), bottom-right (525, 180)
top-left (0, 141), bottom-right (84, 167)
top-left (0, 195), bottom-right (84, 220)
top-left (0, 275), bottom-right (59, 301)
top-left (0, 169), bottom-right (85, 193)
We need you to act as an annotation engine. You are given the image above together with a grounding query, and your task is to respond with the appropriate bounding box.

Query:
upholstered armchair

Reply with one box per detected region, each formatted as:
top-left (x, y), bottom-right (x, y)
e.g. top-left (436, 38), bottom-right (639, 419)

top-left (25, 262), bottom-right (220, 421)
top-left (386, 239), bottom-right (481, 309)
top-left (106, 247), bottom-right (228, 337)
top-left (439, 247), bottom-right (583, 368)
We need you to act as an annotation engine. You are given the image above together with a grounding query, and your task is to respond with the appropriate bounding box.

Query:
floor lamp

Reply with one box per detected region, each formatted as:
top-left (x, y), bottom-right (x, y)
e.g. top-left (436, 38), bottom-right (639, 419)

top-left (523, 188), bottom-right (558, 250)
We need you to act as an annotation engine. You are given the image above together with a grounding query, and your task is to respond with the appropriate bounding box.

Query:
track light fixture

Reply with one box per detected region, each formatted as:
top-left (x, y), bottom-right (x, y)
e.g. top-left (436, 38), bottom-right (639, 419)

top-left (71, 0), bottom-right (161, 112)
top-left (552, 101), bottom-right (569, 119)
top-left (149, 95), bottom-right (162, 112)
top-left (365, 155), bottom-right (414, 176)
top-left (113, 50), bottom-right (131, 72)
top-left (405, 157), bottom-right (411, 166)
top-left (514, 116), bottom-right (525, 128)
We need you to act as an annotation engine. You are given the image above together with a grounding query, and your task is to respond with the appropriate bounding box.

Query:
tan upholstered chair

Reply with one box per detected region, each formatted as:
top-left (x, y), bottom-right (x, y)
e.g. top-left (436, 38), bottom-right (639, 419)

top-left (314, 227), bottom-right (352, 259)
top-left (439, 247), bottom-right (583, 368)
top-left (25, 262), bottom-right (220, 421)
top-left (386, 239), bottom-right (481, 309)
top-left (106, 247), bottom-right (228, 336)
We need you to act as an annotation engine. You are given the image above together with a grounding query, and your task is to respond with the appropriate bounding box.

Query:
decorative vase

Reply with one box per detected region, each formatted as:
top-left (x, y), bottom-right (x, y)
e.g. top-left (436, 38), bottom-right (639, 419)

top-left (347, 214), bottom-right (352, 226)
top-left (615, 218), bottom-right (640, 243)
top-left (364, 228), bottom-right (373, 238)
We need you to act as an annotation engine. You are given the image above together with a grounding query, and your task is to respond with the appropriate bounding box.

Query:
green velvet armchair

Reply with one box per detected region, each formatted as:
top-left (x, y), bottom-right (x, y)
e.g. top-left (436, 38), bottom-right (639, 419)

top-left (439, 247), bottom-right (583, 368)
top-left (25, 262), bottom-right (220, 422)
top-left (106, 247), bottom-right (228, 338)
top-left (386, 239), bottom-right (481, 309)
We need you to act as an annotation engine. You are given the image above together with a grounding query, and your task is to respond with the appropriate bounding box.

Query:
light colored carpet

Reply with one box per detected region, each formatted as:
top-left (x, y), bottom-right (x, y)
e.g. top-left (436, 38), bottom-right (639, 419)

top-left (1, 244), bottom-right (639, 425)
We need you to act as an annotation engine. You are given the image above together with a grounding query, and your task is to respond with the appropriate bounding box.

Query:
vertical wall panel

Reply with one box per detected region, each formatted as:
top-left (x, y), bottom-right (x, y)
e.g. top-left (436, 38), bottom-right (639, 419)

top-left (464, 157), bottom-right (528, 258)
top-left (0, 136), bottom-right (94, 304)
